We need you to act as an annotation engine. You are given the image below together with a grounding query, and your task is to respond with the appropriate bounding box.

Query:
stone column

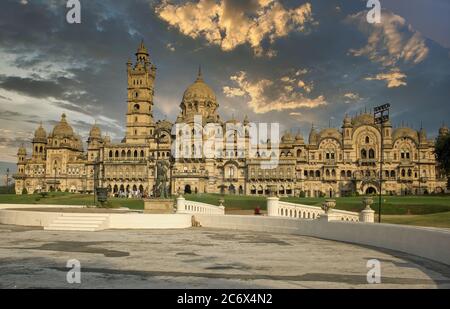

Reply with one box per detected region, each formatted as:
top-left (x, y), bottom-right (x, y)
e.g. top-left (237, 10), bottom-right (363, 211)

top-left (360, 197), bottom-right (375, 223)
top-left (267, 196), bottom-right (279, 217)
top-left (176, 195), bottom-right (186, 213)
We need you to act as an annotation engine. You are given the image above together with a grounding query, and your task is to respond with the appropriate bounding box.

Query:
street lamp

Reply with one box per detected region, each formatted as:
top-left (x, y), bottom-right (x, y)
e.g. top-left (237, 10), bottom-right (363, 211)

top-left (374, 103), bottom-right (390, 223)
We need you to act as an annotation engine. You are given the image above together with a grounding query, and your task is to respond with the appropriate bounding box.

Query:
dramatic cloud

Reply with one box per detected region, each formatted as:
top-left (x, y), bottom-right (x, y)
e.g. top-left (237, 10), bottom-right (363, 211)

top-left (343, 92), bottom-right (361, 103)
top-left (365, 69), bottom-right (407, 88)
top-left (347, 10), bottom-right (429, 67)
top-left (155, 0), bottom-right (315, 57)
top-left (223, 71), bottom-right (327, 114)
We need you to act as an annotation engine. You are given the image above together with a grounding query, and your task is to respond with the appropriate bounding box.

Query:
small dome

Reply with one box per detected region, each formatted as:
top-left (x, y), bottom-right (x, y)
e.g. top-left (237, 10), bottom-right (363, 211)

top-left (183, 68), bottom-right (216, 101)
top-left (309, 125), bottom-right (318, 144)
top-left (156, 119), bottom-right (173, 133)
top-left (439, 125), bottom-right (449, 136)
top-left (136, 40), bottom-right (148, 55)
top-left (34, 123), bottom-right (47, 140)
top-left (393, 127), bottom-right (419, 143)
top-left (319, 128), bottom-right (342, 141)
top-left (52, 113), bottom-right (74, 137)
top-left (18, 146), bottom-right (27, 155)
top-left (243, 115), bottom-right (249, 126)
top-left (295, 131), bottom-right (305, 143)
top-left (281, 131), bottom-right (295, 143)
top-left (343, 114), bottom-right (352, 127)
top-left (89, 123), bottom-right (102, 139)
top-left (352, 113), bottom-right (374, 126)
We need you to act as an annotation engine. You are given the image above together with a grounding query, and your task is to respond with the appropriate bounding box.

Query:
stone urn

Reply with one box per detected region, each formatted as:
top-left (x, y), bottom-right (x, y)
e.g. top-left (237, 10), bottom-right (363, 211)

top-left (363, 197), bottom-right (374, 210)
top-left (219, 198), bottom-right (225, 207)
top-left (321, 199), bottom-right (336, 214)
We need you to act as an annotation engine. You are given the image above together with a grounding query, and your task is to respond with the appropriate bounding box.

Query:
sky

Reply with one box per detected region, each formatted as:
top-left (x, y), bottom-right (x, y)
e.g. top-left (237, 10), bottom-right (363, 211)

top-left (0, 0), bottom-right (449, 167)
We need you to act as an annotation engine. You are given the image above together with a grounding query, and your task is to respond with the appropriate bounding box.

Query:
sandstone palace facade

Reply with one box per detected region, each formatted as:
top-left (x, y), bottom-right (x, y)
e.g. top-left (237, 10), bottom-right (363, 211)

top-left (14, 43), bottom-right (448, 197)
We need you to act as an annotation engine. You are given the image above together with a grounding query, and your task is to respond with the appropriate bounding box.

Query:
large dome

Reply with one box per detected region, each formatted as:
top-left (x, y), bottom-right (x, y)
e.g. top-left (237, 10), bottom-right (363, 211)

top-left (52, 113), bottom-right (74, 137)
top-left (182, 69), bottom-right (216, 101)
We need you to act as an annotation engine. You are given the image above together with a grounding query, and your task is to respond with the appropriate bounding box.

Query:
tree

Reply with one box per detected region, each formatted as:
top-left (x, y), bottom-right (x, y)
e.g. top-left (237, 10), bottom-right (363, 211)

top-left (22, 187), bottom-right (28, 195)
top-left (435, 134), bottom-right (450, 189)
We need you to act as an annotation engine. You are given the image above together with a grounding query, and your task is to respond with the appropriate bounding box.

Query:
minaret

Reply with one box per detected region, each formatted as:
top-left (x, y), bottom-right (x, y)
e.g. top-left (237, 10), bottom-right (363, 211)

top-left (32, 122), bottom-right (47, 159)
top-left (125, 40), bottom-right (157, 144)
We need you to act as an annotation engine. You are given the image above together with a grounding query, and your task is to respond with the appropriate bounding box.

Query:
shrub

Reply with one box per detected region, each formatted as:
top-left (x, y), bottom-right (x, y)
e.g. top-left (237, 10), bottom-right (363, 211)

top-left (21, 187), bottom-right (28, 195)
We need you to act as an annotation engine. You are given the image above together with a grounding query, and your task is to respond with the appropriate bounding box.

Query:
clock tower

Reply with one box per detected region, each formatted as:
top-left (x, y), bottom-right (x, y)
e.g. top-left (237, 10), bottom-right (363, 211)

top-left (125, 40), bottom-right (156, 144)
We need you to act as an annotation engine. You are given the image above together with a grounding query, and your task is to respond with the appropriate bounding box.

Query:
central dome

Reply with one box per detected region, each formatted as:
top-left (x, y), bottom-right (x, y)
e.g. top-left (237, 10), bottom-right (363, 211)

top-left (52, 113), bottom-right (74, 137)
top-left (183, 68), bottom-right (216, 101)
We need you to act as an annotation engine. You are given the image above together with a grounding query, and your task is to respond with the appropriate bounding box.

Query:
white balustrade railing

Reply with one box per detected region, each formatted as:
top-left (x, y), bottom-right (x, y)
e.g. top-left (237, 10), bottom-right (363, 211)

top-left (269, 199), bottom-right (360, 222)
top-left (176, 196), bottom-right (225, 215)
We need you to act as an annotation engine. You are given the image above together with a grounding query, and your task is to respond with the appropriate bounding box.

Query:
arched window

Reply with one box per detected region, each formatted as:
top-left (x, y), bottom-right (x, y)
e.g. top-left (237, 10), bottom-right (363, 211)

top-left (121, 150), bottom-right (126, 157)
top-left (365, 136), bottom-right (370, 144)
top-left (401, 169), bottom-right (406, 177)
top-left (391, 171), bottom-right (396, 178)
top-left (361, 149), bottom-right (367, 159)
top-left (141, 150), bottom-right (145, 157)
top-left (297, 149), bottom-right (301, 157)
top-left (408, 169), bottom-right (412, 177)
top-left (115, 150), bottom-right (119, 158)
top-left (341, 171), bottom-right (346, 178)
top-left (134, 150), bottom-right (138, 158)
top-left (109, 150), bottom-right (113, 158)
top-left (369, 149), bottom-right (375, 159)
top-left (347, 170), bottom-right (352, 178)
top-left (127, 150), bottom-right (131, 158)
top-left (316, 170), bottom-right (321, 178)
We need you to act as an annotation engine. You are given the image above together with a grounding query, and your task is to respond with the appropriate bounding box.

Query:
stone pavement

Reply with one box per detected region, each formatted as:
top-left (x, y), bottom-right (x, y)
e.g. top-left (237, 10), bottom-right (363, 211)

top-left (0, 224), bottom-right (449, 289)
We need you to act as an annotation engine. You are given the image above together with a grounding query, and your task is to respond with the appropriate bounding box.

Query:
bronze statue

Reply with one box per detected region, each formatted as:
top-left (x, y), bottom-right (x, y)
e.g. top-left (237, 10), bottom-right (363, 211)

top-left (155, 160), bottom-right (170, 199)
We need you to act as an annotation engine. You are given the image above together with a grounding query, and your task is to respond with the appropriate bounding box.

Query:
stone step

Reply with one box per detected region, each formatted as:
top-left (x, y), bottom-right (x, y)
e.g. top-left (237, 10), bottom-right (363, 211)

top-left (44, 214), bottom-right (109, 231)
top-left (52, 219), bottom-right (106, 224)
top-left (44, 226), bottom-right (99, 232)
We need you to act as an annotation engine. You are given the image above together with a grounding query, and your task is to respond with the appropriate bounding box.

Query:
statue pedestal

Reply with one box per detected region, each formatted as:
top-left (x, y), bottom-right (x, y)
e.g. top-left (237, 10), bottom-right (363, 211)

top-left (144, 199), bottom-right (175, 214)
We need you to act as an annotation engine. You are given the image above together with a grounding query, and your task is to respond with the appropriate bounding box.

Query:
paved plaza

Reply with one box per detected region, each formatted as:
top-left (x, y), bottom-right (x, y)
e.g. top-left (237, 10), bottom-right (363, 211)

top-left (0, 224), bottom-right (449, 289)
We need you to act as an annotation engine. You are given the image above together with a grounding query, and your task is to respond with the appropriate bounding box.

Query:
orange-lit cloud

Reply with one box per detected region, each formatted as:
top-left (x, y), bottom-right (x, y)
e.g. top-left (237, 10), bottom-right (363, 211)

top-left (155, 0), bottom-right (314, 57)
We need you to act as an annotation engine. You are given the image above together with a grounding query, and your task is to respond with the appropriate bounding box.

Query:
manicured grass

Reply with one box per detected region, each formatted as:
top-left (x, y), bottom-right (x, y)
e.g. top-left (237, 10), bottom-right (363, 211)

top-left (1, 192), bottom-right (449, 228)
top-left (0, 192), bottom-right (144, 210)
top-left (382, 212), bottom-right (450, 229)
top-left (188, 194), bottom-right (450, 216)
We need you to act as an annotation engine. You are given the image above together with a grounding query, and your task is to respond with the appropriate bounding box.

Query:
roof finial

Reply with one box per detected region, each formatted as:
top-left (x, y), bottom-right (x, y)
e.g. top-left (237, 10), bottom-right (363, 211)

top-left (197, 65), bottom-right (203, 81)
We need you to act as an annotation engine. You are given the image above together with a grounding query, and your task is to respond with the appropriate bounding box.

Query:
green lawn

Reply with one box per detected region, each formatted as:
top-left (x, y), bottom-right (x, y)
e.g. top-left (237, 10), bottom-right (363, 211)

top-left (188, 194), bottom-right (450, 215)
top-left (1, 192), bottom-right (449, 228)
top-left (0, 192), bottom-right (144, 210)
top-left (382, 212), bottom-right (450, 229)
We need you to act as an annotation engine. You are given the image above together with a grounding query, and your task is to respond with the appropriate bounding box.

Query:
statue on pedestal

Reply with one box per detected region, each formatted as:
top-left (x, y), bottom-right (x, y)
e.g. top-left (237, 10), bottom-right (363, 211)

top-left (155, 160), bottom-right (170, 199)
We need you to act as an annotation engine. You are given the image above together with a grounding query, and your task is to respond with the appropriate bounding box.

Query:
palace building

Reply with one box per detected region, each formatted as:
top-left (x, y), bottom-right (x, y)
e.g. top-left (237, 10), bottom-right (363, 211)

top-left (14, 42), bottom-right (448, 197)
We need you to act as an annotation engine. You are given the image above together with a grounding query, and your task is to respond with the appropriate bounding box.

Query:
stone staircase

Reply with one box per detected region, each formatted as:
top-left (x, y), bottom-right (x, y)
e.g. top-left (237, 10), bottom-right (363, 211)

top-left (44, 213), bottom-right (110, 231)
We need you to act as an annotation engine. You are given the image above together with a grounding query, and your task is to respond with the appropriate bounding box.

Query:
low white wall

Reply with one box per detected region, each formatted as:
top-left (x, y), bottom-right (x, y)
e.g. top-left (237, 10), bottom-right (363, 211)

top-left (0, 209), bottom-right (192, 230)
top-left (0, 204), bottom-right (85, 210)
top-left (108, 213), bottom-right (192, 229)
top-left (0, 210), bottom-right (62, 227)
top-left (195, 214), bottom-right (450, 266)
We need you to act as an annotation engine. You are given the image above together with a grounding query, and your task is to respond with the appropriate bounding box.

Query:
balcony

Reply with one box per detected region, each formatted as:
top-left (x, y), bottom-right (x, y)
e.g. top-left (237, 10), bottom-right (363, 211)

top-left (172, 170), bottom-right (209, 178)
top-left (358, 159), bottom-right (377, 166)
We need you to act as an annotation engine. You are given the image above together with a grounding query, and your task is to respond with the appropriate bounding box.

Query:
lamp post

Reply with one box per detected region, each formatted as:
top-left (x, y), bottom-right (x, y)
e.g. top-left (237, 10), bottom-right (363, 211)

top-left (53, 166), bottom-right (57, 192)
top-left (6, 168), bottom-right (10, 189)
top-left (374, 103), bottom-right (390, 223)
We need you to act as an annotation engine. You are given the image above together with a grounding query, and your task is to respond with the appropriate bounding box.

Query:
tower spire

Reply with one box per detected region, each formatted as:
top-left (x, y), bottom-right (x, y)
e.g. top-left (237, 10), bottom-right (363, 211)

top-left (196, 65), bottom-right (203, 82)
